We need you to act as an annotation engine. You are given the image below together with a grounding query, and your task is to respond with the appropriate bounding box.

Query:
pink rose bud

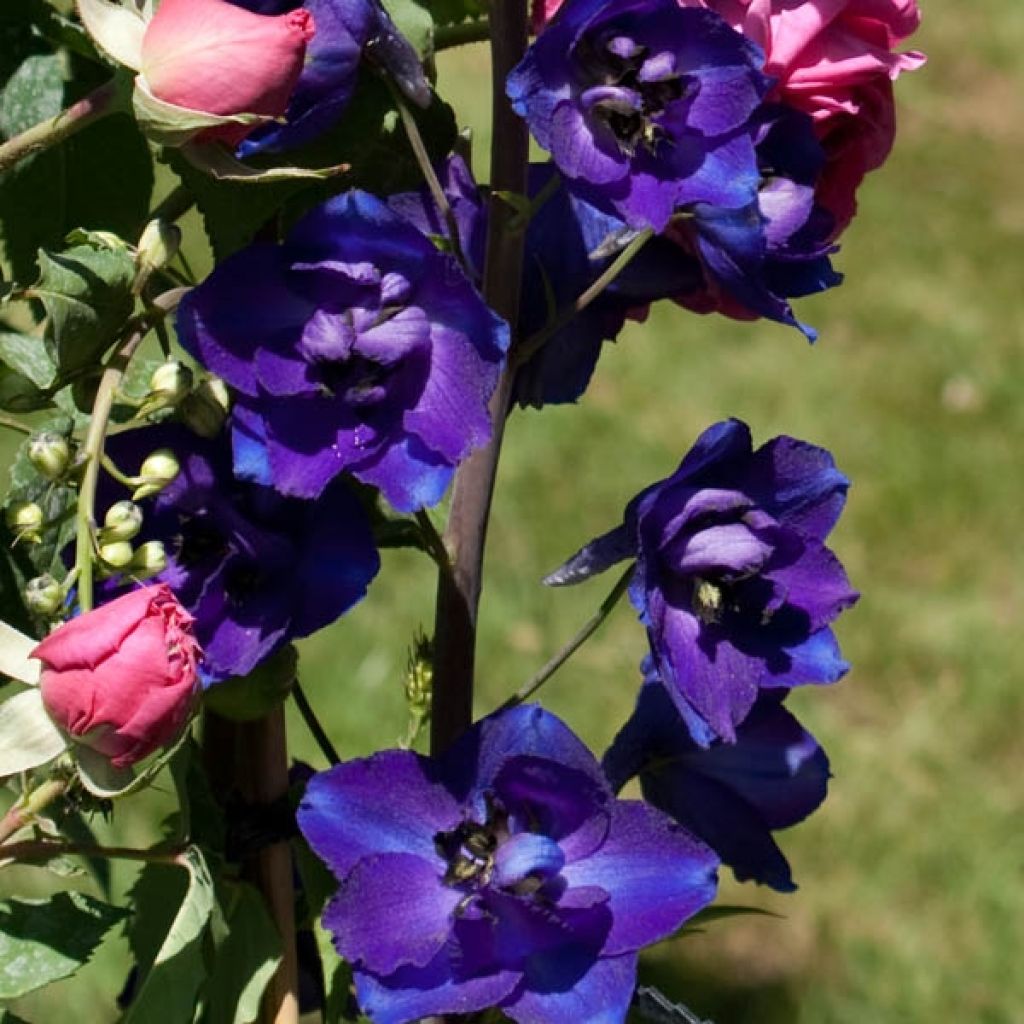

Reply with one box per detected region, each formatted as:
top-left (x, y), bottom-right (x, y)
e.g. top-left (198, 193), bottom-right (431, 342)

top-left (141, 0), bottom-right (316, 144)
top-left (33, 585), bottom-right (202, 769)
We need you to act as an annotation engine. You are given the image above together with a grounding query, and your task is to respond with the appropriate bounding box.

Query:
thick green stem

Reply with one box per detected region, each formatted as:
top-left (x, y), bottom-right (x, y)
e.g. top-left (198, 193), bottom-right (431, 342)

top-left (499, 564), bottom-right (635, 710)
top-left (73, 289), bottom-right (187, 612)
top-left (430, 0), bottom-right (531, 756)
top-left (0, 778), bottom-right (68, 845)
top-left (0, 78), bottom-right (124, 177)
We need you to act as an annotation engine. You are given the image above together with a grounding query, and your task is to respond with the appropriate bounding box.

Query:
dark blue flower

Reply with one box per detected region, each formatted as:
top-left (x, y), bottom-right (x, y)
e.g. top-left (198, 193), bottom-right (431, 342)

top-left (298, 704), bottom-right (718, 1024)
top-left (233, 0), bottom-right (429, 156)
top-left (177, 190), bottom-right (509, 512)
top-left (603, 659), bottom-right (830, 892)
top-left (507, 0), bottom-right (770, 231)
top-left (547, 419), bottom-right (858, 745)
top-left (670, 105), bottom-right (844, 340)
top-left (389, 158), bottom-right (698, 407)
top-left (100, 425), bottom-right (379, 682)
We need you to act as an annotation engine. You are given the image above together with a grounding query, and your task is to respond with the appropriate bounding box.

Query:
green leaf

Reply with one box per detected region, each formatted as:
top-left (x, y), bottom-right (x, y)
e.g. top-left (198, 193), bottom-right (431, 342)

top-left (381, 0), bottom-right (434, 58)
top-left (0, 53), bottom-right (64, 139)
top-left (1, 1009), bottom-right (33, 1024)
top-left (29, 242), bottom-right (135, 376)
top-left (0, 365), bottom-right (52, 413)
top-left (0, 331), bottom-right (57, 389)
top-left (123, 846), bottom-right (216, 1024)
top-left (201, 883), bottom-right (282, 1024)
top-left (0, 890), bottom-right (128, 999)
top-left (429, 0), bottom-right (486, 26)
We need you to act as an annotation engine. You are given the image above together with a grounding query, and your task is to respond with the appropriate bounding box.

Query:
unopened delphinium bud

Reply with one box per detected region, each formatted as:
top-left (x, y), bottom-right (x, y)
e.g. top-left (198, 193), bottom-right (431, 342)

top-left (133, 448), bottom-right (180, 499)
top-left (5, 501), bottom-right (44, 544)
top-left (98, 540), bottom-right (134, 570)
top-left (28, 432), bottom-right (71, 481)
top-left (180, 376), bottom-right (231, 438)
top-left (138, 361), bottom-right (194, 417)
top-left (25, 575), bottom-right (62, 617)
top-left (100, 500), bottom-right (143, 543)
top-left (130, 540), bottom-right (168, 579)
top-left (137, 219), bottom-right (182, 275)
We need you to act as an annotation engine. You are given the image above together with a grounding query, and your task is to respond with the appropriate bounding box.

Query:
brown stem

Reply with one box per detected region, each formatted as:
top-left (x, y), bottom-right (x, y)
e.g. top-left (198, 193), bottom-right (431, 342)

top-left (204, 708), bottom-right (299, 1024)
top-left (0, 839), bottom-right (187, 865)
top-left (0, 78), bottom-right (124, 177)
top-left (429, 0), bottom-right (531, 756)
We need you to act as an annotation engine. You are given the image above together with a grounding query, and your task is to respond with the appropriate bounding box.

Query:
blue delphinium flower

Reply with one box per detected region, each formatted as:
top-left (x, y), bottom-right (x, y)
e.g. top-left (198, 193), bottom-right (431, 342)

top-left (100, 425), bottom-right (380, 682)
top-left (389, 158), bottom-right (698, 407)
top-left (603, 659), bottom-right (830, 892)
top-left (507, 0), bottom-right (770, 231)
top-left (670, 105), bottom-right (844, 340)
top-left (298, 704), bottom-right (718, 1024)
top-left (233, 0), bottom-right (429, 156)
top-left (177, 190), bottom-right (509, 512)
top-left (547, 419), bottom-right (859, 745)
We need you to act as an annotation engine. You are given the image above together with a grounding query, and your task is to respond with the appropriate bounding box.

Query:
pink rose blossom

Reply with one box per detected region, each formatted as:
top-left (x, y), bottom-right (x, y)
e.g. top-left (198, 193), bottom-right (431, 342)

top-left (141, 0), bottom-right (315, 144)
top-left (34, 585), bottom-right (202, 768)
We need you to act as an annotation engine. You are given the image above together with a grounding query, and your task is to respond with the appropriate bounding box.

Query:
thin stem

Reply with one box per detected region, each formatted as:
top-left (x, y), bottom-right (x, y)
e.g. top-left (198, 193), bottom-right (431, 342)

top-left (515, 228), bottom-right (655, 367)
top-left (0, 78), bottom-right (124, 177)
top-left (73, 289), bottom-right (187, 612)
top-left (435, 18), bottom-right (491, 51)
top-left (0, 413), bottom-right (33, 436)
top-left (99, 452), bottom-right (141, 488)
top-left (499, 564), bottom-right (635, 710)
top-left (415, 509), bottom-right (450, 571)
top-left (0, 839), bottom-right (188, 866)
top-left (430, 0), bottom-right (531, 756)
top-left (292, 680), bottom-right (340, 767)
top-left (389, 82), bottom-right (466, 269)
top-left (0, 778), bottom-right (68, 845)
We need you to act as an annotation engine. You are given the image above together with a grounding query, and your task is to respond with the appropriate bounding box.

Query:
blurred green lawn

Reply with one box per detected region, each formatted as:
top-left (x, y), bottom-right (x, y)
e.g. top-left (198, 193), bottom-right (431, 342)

top-left (7, 1), bottom-right (1024, 1020)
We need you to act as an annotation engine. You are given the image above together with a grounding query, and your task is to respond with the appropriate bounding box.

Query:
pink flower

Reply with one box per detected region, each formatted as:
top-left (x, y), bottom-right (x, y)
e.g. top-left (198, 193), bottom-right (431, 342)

top-left (34, 585), bottom-right (202, 768)
top-left (141, 0), bottom-right (315, 144)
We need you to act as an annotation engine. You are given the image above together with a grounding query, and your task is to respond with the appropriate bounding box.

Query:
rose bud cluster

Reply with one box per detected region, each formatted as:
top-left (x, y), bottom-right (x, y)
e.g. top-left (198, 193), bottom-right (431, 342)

top-left (33, 585), bottom-right (202, 768)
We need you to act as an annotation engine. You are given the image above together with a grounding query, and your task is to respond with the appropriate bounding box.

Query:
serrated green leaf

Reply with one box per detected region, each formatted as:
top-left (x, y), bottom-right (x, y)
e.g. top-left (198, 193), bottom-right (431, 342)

top-left (429, 0), bottom-right (486, 26)
top-left (0, 331), bottom-right (56, 389)
top-left (123, 847), bottom-right (215, 1024)
top-left (29, 243), bottom-right (135, 376)
top-left (0, 890), bottom-right (128, 999)
top-left (0, 53), bottom-right (64, 139)
top-left (201, 883), bottom-right (282, 1024)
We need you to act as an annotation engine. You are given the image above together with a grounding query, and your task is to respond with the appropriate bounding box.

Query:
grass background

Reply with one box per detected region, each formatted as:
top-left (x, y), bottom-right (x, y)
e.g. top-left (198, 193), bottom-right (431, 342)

top-left (6, 1), bottom-right (1024, 1020)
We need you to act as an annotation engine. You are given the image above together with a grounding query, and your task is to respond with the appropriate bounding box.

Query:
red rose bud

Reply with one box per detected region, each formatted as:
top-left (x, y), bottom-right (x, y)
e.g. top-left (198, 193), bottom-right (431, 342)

top-left (33, 585), bottom-right (202, 768)
top-left (140, 0), bottom-right (315, 145)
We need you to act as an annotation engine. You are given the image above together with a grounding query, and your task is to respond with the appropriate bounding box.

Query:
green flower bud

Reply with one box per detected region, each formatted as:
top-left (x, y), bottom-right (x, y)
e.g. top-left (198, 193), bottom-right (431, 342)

top-left (133, 448), bottom-right (180, 500)
top-left (138, 360), bottom-right (194, 417)
top-left (28, 432), bottom-right (72, 481)
top-left (25, 574), bottom-right (62, 617)
top-left (180, 376), bottom-right (231, 438)
top-left (100, 500), bottom-right (143, 543)
top-left (5, 501), bottom-right (44, 544)
top-left (136, 219), bottom-right (182, 274)
top-left (129, 540), bottom-right (168, 579)
top-left (98, 540), bottom-right (134, 569)
top-left (404, 632), bottom-right (433, 714)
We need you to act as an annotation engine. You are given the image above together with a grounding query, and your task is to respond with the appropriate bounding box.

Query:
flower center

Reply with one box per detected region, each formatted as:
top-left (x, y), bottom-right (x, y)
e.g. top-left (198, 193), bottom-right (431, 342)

top-left (692, 577), bottom-right (725, 624)
top-left (578, 33), bottom-right (688, 157)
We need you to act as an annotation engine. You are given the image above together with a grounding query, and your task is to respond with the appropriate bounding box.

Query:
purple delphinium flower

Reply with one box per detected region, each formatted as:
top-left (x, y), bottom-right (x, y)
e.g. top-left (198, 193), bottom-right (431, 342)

top-left (603, 658), bottom-right (830, 892)
top-left (507, 0), bottom-right (770, 231)
top-left (389, 158), bottom-right (698, 407)
top-left (177, 190), bottom-right (509, 512)
top-left (232, 0), bottom-right (429, 156)
top-left (99, 424), bottom-right (379, 682)
top-left (546, 419), bottom-right (859, 745)
top-left (669, 105), bottom-right (843, 340)
top-left (298, 704), bottom-right (718, 1024)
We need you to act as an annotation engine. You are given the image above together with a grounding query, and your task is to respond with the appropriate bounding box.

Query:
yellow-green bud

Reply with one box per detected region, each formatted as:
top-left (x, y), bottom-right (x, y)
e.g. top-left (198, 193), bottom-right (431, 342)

top-left (404, 632), bottom-right (433, 714)
top-left (100, 500), bottom-right (143, 543)
top-left (129, 540), bottom-right (168, 579)
top-left (28, 432), bottom-right (71, 481)
top-left (133, 448), bottom-right (180, 500)
top-left (180, 376), bottom-right (231, 438)
top-left (5, 501), bottom-right (44, 544)
top-left (98, 540), bottom-right (134, 569)
top-left (25, 574), bottom-right (62, 617)
top-left (136, 219), bottom-right (182, 275)
top-left (138, 360), bottom-right (194, 417)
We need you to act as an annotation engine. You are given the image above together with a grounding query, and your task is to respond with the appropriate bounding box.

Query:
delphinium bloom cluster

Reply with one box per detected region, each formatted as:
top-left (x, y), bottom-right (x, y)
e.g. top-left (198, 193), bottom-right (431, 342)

top-left (0, 0), bottom-right (923, 1020)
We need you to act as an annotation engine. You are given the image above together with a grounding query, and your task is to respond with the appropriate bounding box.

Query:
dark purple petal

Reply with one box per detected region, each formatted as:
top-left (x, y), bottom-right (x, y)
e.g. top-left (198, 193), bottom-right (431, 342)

top-left (561, 800), bottom-right (717, 955)
top-left (324, 852), bottom-right (460, 973)
top-left (503, 952), bottom-right (639, 1024)
top-left (298, 751), bottom-right (461, 879)
top-left (543, 525), bottom-right (634, 587)
top-left (765, 541), bottom-right (859, 631)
